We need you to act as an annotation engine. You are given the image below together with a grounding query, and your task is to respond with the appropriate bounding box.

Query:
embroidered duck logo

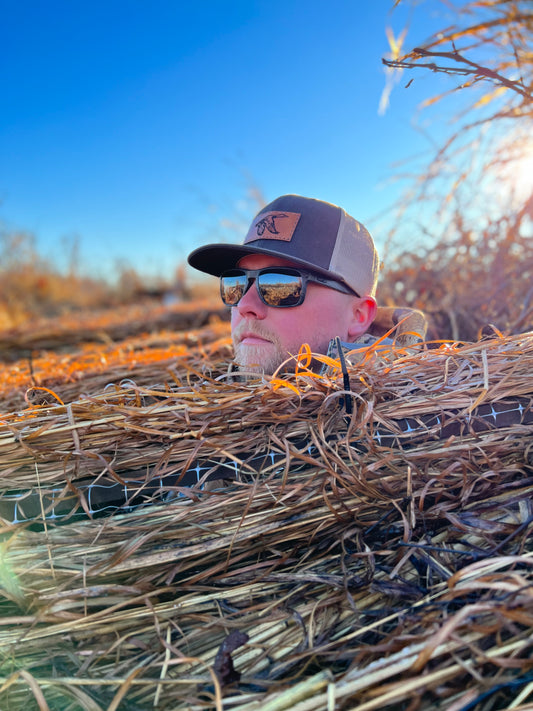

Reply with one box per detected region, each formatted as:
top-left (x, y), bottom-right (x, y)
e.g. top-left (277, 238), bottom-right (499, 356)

top-left (255, 213), bottom-right (288, 236)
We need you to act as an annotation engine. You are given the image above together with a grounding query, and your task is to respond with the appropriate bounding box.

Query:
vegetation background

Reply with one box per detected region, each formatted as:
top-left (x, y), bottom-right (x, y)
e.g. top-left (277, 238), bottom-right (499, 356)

top-left (1, 0), bottom-right (531, 342)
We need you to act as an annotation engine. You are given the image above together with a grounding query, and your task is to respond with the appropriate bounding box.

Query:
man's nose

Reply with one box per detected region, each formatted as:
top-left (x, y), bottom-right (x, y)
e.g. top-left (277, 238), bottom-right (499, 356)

top-left (235, 279), bottom-right (267, 319)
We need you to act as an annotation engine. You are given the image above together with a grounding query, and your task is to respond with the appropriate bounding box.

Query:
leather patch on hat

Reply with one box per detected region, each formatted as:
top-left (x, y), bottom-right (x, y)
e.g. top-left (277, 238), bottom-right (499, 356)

top-left (245, 211), bottom-right (301, 243)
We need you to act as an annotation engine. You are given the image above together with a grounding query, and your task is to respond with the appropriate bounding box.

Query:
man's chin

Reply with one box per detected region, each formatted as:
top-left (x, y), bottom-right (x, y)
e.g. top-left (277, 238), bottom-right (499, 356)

top-left (234, 343), bottom-right (285, 376)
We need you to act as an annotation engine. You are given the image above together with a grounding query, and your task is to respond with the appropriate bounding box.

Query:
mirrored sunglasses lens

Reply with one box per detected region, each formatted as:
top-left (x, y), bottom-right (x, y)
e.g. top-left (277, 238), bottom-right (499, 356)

top-left (258, 272), bottom-right (303, 306)
top-left (221, 273), bottom-right (247, 305)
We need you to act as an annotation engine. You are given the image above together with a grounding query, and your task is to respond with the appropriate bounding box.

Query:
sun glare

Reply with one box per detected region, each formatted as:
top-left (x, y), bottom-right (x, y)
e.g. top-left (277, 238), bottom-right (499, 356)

top-left (512, 150), bottom-right (533, 201)
top-left (494, 135), bottom-right (533, 206)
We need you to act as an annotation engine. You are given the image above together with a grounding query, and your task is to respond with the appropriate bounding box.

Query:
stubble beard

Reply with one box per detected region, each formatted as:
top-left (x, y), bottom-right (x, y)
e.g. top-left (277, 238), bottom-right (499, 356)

top-left (232, 322), bottom-right (288, 376)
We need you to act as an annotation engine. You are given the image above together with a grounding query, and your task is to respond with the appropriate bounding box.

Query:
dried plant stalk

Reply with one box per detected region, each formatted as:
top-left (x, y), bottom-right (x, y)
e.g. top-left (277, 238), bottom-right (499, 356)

top-left (0, 326), bottom-right (532, 710)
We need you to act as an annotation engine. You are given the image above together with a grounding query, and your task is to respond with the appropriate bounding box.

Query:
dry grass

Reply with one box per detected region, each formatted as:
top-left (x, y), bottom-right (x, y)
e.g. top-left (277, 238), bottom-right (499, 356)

top-left (378, 223), bottom-right (533, 342)
top-left (0, 299), bottom-right (228, 362)
top-left (0, 314), bottom-right (532, 710)
top-left (0, 299), bottom-right (230, 413)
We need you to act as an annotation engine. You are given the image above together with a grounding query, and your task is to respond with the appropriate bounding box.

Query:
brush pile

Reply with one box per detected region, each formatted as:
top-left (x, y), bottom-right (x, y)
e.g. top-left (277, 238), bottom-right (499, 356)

top-left (378, 226), bottom-right (533, 342)
top-left (0, 317), bottom-right (532, 710)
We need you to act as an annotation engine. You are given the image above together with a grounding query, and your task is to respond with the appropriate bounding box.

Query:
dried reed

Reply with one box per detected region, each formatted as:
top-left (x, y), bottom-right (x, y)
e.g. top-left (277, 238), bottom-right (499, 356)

top-left (0, 327), bottom-right (532, 710)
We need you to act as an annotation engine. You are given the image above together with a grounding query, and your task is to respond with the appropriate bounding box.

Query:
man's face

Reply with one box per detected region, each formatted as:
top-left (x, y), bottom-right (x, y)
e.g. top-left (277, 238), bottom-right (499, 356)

top-left (230, 254), bottom-right (366, 375)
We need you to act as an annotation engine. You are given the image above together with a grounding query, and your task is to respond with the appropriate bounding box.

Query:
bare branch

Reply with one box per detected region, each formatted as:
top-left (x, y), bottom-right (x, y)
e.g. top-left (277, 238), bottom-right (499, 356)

top-left (383, 47), bottom-right (532, 101)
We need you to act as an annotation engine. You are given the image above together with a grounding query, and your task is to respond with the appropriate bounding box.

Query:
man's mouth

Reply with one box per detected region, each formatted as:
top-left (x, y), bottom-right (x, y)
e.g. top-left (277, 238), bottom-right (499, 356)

top-left (238, 332), bottom-right (272, 346)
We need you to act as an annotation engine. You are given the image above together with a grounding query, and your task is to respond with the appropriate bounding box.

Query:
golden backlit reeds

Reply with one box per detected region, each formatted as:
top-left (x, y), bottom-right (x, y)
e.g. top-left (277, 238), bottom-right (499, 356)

top-left (0, 325), bottom-right (532, 710)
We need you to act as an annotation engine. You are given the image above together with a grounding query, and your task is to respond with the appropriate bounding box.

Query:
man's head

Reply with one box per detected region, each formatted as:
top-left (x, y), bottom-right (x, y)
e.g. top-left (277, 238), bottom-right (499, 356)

top-left (188, 194), bottom-right (379, 374)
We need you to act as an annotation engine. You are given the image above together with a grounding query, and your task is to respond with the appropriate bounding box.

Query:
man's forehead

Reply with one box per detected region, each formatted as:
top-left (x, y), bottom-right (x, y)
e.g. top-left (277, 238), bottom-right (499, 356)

top-left (236, 254), bottom-right (300, 269)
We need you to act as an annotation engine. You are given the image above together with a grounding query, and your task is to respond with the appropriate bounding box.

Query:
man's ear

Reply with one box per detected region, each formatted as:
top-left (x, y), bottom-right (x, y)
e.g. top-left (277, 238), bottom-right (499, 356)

top-left (347, 296), bottom-right (378, 339)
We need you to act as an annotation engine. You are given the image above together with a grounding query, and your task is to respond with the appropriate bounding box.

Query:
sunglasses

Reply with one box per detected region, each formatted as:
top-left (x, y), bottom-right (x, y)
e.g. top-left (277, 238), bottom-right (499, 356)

top-left (219, 267), bottom-right (359, 308)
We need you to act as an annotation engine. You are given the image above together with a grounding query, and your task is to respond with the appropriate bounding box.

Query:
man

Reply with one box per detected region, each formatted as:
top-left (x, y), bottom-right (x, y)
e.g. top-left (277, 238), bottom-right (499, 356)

top-left (188, 194), bottom-right (423, 375)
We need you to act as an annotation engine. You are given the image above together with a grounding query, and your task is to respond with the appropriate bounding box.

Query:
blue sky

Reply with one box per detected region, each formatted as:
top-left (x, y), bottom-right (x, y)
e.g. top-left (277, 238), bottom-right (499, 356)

top-left (1, 1), bottom-right (456, 281)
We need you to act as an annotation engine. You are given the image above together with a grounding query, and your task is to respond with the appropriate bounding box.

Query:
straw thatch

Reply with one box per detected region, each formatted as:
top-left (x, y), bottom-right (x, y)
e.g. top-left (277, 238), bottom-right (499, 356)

top-left (0, 327), bottom-right (532, 710)
top-left (0, 318), bottom-right (231, 414)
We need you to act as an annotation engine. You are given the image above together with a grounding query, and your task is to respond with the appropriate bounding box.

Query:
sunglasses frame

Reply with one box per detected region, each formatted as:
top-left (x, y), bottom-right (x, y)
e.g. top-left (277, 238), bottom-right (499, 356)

top-left (220, 267), bottom-right (359, 308)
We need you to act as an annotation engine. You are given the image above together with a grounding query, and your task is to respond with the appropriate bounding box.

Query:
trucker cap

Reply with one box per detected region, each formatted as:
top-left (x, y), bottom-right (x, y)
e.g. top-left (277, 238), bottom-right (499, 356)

top-left (187, 194), bottom-right (380, 297)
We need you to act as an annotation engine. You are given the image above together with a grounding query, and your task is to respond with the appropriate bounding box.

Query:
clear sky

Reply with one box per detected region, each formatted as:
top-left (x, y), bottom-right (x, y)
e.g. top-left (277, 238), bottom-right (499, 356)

top-left (2, 0), bottom-right (456, 282)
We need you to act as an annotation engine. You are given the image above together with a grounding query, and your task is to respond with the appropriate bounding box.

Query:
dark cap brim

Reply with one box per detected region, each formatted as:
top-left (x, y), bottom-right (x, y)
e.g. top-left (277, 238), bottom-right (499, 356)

top-left (187, 242), bottom-right (341, 282)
